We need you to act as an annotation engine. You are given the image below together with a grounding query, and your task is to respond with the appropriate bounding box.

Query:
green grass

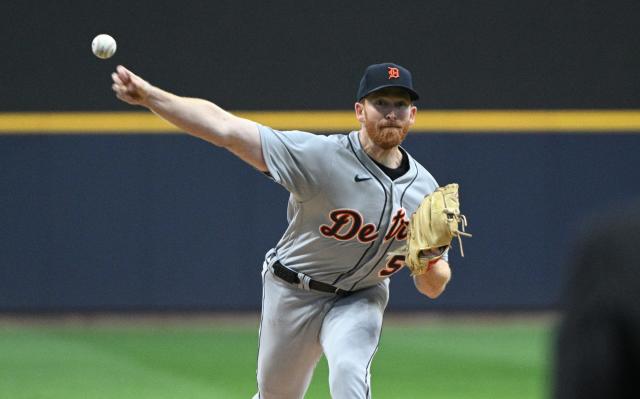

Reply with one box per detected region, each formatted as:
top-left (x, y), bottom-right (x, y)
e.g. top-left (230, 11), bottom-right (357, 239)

top-left (0, 321), bottom-right (551, 398)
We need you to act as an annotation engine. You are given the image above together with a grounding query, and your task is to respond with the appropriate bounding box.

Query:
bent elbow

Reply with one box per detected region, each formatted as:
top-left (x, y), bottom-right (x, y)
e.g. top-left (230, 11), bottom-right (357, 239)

top-left (414, 262), bottom-right (451, 299)
top-left (420, 284), bottom-right (446, 299)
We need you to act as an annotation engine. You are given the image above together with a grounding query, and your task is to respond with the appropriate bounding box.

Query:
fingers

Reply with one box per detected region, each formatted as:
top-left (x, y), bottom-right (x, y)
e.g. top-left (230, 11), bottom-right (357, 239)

top-left (111, 72), bottom-right (123, 85)
top-left (111, 66), bottom-right (128, 96)
top-left (116, 65), bottom-right (131, 84)
top-left (111, 76), bottom-right (137, 105)
top-left (111, 82), bottom-right (129, 102)
top-left (111, 72), bottom-right (127, 96)
top-left (112, 65), bottom-right (133, 95)
top-left (111, 82), bottom-right (122, 96)
top-left (111, 65), bottom-right (149, 105)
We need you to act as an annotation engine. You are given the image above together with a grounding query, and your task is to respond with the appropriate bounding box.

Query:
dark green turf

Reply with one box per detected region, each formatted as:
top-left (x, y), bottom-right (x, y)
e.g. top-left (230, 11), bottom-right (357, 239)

top-left (0, 322), bottom-right (551, 398)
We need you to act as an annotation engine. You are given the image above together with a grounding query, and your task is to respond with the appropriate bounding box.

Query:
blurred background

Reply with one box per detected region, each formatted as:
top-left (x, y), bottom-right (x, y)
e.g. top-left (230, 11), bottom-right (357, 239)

top-left (1, 0), bottom-right (639, 398)
top-left (2, 0), bottom-right (640, 312)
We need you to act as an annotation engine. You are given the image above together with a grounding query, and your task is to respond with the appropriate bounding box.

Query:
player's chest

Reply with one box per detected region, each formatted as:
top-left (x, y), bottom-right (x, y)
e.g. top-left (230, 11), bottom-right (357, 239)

top-left (314, 179), bottom-right (425, 244)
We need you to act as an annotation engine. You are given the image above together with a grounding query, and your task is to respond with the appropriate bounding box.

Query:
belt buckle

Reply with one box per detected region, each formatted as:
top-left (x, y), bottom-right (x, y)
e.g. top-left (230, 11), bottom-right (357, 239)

top-left (298, 273), bottom-right (312, 291)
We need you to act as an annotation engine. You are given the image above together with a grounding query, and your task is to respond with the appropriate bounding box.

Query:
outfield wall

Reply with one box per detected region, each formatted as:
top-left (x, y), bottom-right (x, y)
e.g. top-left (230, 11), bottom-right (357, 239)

top-left (2, 132), bottom-right (639, 311)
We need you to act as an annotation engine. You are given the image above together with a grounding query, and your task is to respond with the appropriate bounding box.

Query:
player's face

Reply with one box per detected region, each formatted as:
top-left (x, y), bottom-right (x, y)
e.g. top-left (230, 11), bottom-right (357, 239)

top-left (357, 89), bottom-right (417, 149)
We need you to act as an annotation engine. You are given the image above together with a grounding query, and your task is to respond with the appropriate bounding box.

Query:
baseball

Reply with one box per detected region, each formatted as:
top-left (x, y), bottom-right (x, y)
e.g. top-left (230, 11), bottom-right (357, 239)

top-left (91, 34), bottom-right (117, 59)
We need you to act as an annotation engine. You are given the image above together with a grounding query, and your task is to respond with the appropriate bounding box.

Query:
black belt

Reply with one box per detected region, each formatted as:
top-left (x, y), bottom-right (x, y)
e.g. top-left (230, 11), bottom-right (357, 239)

top-left (271, 261), bottom-right (353, 296)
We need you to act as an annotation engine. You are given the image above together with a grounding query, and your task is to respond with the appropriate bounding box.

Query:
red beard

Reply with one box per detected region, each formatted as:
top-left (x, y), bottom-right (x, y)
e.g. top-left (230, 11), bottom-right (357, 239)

top-left (364, 119), bottom-right (410, 149)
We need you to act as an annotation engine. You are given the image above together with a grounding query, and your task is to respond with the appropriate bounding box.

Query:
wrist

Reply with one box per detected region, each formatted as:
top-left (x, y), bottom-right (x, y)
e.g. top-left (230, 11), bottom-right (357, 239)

top-left (426, 258), bottom-right (439, 272)
top-left (140, 83), bottom-right (160, 108)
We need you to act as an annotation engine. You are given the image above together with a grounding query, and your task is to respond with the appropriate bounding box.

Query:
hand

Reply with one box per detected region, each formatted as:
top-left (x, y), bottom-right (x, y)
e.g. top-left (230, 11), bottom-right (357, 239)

top-left (111, 65), bottom-right (151, 106)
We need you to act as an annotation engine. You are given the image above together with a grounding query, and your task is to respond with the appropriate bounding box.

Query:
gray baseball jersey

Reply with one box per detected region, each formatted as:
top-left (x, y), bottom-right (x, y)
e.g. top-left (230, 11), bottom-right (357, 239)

top-left (259, 124), bottom-right (445, 291)
top-left (254, 124), bottom-right (445, 399)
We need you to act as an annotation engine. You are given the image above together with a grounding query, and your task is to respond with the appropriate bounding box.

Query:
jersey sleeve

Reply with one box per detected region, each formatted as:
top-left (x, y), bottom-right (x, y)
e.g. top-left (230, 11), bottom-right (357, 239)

top-left (258, 124), bottom-right (333, 201)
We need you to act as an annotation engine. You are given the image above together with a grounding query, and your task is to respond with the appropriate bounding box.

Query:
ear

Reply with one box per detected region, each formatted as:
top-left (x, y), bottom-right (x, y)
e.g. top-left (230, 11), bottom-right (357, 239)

top-left (354, 101), bottom-right (366, 124)
top-left (408, 105), bottom-right (417, 126)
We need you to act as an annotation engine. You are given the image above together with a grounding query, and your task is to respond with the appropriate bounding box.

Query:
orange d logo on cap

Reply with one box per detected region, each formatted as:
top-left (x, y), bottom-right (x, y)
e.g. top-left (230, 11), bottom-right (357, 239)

top-left (356, 62), bottom-right (419, 101)
top-left (387, 67), bottom-right (400, 79)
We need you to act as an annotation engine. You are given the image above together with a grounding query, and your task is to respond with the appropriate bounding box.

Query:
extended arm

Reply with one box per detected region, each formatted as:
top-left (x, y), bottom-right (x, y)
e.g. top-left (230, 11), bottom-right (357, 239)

top-left (413, 259), bottom-right (451, 299)
top-left (111, 65), bottom-right (267, 172)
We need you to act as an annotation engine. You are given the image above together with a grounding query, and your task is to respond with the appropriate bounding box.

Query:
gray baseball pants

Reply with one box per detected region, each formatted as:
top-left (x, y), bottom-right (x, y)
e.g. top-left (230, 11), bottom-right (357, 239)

top-left (252, 266), bottom-right (389, 399)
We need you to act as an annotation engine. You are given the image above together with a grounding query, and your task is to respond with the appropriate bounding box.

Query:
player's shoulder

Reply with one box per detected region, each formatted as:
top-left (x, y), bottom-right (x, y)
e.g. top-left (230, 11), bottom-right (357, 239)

top-left (259, 124), bottom-right (349, 148)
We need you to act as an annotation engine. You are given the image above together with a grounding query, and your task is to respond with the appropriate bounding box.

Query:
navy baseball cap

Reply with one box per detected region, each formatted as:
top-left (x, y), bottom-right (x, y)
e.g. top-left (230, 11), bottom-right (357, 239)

top-left (356, 62), bottom-right (419, 101)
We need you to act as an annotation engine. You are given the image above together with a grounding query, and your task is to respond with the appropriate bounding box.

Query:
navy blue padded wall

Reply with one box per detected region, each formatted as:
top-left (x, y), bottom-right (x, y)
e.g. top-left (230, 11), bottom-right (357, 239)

top-left (2, 133), bottom-right (639, 311)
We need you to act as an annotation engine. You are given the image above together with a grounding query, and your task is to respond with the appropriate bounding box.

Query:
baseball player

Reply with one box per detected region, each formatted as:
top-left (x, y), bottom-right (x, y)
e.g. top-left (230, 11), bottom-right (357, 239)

top-left (111, 62), bottom-right (452, 398)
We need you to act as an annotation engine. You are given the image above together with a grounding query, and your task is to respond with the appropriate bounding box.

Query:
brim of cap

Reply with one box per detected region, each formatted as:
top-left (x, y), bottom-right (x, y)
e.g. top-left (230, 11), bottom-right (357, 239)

top-left (358, 84), bottom-right (420, 101)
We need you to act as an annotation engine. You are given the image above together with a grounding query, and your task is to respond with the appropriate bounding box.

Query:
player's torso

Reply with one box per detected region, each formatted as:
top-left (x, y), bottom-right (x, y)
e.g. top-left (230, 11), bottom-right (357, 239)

top-left (274, 131), bottom-right (438, 291)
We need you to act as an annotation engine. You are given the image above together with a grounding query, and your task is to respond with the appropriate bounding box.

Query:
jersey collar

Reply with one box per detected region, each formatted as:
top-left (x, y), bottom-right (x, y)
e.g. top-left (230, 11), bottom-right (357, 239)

top-left (348, 131), bottom-right (414, 183)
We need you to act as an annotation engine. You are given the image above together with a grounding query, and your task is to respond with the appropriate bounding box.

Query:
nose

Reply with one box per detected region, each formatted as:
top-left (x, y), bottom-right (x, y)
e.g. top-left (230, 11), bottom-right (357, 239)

top-left (385, 110), bottom-right (397, 121)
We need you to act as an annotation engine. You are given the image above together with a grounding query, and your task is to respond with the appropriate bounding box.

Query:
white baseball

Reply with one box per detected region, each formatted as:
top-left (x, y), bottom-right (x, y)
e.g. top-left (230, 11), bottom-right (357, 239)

top-left (91, 34), bottom-right (117, 59)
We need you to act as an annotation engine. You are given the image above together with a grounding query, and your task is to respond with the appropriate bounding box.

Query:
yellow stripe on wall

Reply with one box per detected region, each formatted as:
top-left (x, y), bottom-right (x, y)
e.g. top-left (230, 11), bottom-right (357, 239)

top-left (1, 110), bottom-right (640, 134)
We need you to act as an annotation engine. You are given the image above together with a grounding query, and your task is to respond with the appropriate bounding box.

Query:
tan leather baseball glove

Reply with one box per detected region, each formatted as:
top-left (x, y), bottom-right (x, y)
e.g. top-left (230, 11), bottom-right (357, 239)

top-left (395, 183), bottom-right (472, 276)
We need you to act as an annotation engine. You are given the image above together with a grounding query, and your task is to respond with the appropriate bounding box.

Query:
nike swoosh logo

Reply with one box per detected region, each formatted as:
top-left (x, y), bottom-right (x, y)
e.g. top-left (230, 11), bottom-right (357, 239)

top-left (354, 175), bottom-right (372, 182)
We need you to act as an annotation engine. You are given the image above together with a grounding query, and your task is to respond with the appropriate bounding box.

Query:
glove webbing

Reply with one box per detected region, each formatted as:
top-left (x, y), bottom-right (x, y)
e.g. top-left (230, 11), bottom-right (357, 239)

top-left (444, 210), bottom-right (472, 257)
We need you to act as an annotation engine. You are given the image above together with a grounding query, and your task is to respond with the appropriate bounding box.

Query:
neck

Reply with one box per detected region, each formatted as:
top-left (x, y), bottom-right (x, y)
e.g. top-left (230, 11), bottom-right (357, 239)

top-left (358, 129), bottom-right (403, 168)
